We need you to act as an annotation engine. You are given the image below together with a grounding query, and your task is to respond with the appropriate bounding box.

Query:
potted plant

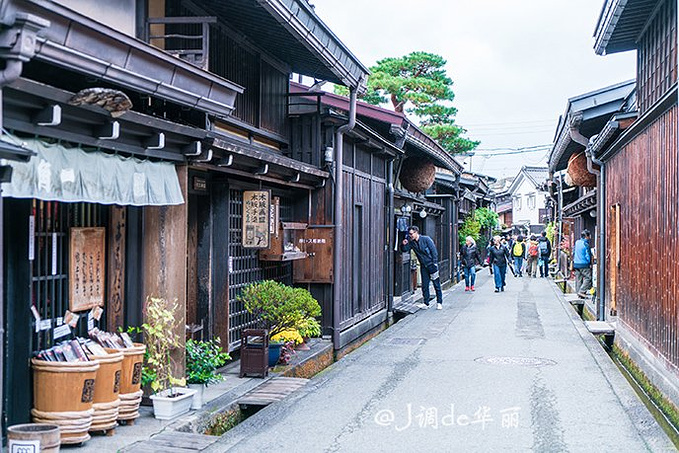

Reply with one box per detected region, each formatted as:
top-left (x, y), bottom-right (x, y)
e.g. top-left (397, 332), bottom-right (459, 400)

top-left (143, 296), bottom-right (196, 420)
top-left (238, 281), bottom-right (321, 366)
top-left (185, 338), bottom-right (231, 409)
top-left (296, 317), bottom-right (322, 349)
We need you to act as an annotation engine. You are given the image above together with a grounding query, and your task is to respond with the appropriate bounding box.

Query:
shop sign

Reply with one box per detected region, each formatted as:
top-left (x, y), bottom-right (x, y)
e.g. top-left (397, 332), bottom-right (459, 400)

top-left (242, 190), bottom-right (270, 248)
top-left (69, 227), bottom-right (106, 312)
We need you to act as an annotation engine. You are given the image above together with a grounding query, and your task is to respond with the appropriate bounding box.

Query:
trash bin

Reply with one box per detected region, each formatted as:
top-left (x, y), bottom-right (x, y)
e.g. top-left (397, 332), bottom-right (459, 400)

top-left (239, 329), bottom-right (269, 378)
top-left (8, 423), bottom-right (60, 452)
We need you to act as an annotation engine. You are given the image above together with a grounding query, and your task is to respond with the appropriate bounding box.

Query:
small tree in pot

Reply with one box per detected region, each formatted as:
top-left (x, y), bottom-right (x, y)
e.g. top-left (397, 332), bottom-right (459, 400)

top-left (238, 281), bottom-right (321, 366)
top-left (143, 296), bottom-right (196, 419)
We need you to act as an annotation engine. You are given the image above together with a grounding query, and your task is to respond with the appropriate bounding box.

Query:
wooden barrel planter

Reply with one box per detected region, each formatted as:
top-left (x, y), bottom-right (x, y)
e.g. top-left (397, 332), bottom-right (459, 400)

top-left (31, 359), bottom-right (100, 445)
top-left (87, 348), bottom-right (123, 434)
top-left (117, 343), bottom-right (145, 424)
top-left (8, 423), bottom-right (60, 453)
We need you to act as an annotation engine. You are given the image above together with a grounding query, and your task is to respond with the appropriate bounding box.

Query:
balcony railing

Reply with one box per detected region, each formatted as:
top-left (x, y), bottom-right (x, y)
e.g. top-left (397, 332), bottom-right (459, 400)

top-left (145, 16), bottom-right (217, 70)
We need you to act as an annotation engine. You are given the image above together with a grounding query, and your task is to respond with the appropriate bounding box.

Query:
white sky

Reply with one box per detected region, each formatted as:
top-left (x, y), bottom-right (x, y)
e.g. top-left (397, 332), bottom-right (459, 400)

top-left (310, 0), bottom-right (636, 178)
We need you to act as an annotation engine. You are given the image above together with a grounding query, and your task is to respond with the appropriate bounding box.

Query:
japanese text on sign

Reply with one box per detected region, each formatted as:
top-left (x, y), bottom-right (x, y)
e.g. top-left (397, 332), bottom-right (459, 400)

top-left (70, 227), bottom-right (106, 312)
top-left (242, 190), bottom-right (270, 248)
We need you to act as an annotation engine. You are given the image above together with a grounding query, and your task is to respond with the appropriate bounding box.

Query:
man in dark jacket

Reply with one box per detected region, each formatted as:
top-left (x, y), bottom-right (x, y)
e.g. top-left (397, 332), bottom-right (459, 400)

top-left (538, 231), bottom-right (552, 278)
top-left (402, 226), bottom-right (443, 310)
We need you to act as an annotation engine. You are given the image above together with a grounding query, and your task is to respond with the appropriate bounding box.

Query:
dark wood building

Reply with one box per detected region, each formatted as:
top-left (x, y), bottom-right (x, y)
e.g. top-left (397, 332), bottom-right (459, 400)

top-left (593, 0), bottom-right (678, 406)
top-left (0, 0), bottom-right (368, 435)
top-left (548, 80), bottom-right (636, 290)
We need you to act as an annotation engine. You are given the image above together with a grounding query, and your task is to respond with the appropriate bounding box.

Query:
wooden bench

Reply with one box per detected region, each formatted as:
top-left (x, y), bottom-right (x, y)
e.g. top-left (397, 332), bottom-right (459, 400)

top-left (585, 321), bottom-right (615, 348)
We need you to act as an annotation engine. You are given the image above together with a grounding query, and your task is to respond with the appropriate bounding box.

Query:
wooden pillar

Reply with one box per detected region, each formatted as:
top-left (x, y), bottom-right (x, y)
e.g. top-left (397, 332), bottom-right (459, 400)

top-left (142, 165), bottom-right (188, 377)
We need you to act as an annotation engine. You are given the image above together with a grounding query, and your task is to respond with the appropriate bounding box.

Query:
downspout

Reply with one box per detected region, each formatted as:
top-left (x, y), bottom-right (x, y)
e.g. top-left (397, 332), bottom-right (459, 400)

top-left (588, 146), bottom-right (606, 321)
top-left (332, 87), bottom-right (357, 350)
top-left (386, 158), bottom-right (395, 314)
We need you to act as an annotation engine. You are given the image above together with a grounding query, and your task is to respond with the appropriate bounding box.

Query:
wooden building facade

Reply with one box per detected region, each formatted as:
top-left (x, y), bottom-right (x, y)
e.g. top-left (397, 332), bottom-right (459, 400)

top-left (0, 0), bottom-right (368, 435)
top-left (593, 0), bottom-right (678, 404)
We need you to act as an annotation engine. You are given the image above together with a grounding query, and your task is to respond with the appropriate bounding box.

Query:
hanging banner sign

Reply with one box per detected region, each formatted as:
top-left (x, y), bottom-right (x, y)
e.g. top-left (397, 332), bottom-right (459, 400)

top-left (69, 227), bottom-right (106, 312)
top-left (242, 190), bottom-right (270, 248)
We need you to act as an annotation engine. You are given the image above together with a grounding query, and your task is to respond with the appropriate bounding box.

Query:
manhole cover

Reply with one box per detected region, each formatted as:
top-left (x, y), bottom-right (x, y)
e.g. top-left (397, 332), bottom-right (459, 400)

top-left (387, 337), bottom-right (425, 346)
top-left (474, 356), bottom-right (557, 367)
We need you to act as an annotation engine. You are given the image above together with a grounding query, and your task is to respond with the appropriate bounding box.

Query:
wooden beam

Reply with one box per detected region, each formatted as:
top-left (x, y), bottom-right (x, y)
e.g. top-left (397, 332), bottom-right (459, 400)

top-left (32, 104), bottom-right (61, 126)
top-left (144, 132), bottom-right (165, 150)
top-left (96, 121), bottom-right (120, 140)
top-left (182, 141), bottom-right (202, 156)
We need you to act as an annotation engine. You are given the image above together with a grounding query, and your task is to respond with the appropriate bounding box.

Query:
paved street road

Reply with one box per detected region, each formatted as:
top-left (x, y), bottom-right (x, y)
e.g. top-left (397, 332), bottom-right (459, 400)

top-left (207, 273), bottom-right (675, 452)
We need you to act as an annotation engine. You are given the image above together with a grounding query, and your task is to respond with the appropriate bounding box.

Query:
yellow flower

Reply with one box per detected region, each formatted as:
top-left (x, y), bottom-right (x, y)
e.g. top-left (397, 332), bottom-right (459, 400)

top-left (271, 329), bottom-right (303, 345)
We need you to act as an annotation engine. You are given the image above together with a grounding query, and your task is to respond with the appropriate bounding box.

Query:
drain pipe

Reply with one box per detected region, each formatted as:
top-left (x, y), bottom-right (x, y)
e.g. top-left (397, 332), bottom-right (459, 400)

top-left (588, 145), bottom-right (607, 321)
top-left (332, 87), bottom-right (358, 350)
top-left (387, 158), bottom-right (395, 314)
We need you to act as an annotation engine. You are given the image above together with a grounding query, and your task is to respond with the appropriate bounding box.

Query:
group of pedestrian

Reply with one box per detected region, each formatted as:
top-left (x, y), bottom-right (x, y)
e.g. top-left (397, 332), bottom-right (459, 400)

top-left (508, 232), bottom-right (552, 278)
top-left (483, 231), bottom-right (552, 292)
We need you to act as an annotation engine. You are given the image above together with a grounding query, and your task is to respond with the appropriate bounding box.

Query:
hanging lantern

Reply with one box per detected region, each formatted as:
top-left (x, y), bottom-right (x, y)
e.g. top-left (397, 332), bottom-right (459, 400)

top-left (399, 157), bottom-right (436, 193)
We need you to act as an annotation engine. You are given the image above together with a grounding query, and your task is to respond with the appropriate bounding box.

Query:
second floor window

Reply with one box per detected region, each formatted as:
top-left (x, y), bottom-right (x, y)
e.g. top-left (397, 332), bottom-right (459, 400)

top-left (527, 195), bottom-right (536, 210)
top-left (513, 197), bottom-right (522, 210)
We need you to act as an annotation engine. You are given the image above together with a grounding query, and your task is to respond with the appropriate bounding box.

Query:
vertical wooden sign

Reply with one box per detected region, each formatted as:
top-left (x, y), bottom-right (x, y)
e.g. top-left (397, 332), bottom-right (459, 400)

top-left (242, 190), bottom-right (270, 248)
top-left (108, 206), bottom-right (126, 330)
top-left (70, 227), bottom-right (106, 312)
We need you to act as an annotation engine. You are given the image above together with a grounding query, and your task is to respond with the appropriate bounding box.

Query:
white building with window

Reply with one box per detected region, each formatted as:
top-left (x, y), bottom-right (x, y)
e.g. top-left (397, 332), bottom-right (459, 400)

top-left (508, 166), bottom-right (550, 234)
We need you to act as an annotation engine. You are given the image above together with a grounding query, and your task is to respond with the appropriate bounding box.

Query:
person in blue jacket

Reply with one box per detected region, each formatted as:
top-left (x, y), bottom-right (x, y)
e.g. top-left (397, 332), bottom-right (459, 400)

top-left (573, 229), bottom-right (594, 296)
top-left (402, 226), bottom-right (444, 310)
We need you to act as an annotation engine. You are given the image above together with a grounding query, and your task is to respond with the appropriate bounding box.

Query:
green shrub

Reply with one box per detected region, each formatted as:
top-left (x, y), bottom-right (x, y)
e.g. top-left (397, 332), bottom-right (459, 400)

top-left (238, 281), bottom-right (321, 338)
top-left (186, 338), bottom-right (231, 386)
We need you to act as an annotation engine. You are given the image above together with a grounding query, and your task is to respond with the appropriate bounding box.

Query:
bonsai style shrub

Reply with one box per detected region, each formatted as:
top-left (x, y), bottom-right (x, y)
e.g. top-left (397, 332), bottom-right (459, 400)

top-left (186, 338), bottom-right (231, 386)
top-left (296, 317), bottom-right (321, 340)
top-left (142, 296), bottom-right (185, 394)
top-left (238, 280), bottom-right (321, 338)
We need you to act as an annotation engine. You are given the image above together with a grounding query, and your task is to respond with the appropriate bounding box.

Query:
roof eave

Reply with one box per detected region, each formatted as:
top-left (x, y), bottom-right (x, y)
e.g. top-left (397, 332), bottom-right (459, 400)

top-left (257, 0), bottom-right (369, 91)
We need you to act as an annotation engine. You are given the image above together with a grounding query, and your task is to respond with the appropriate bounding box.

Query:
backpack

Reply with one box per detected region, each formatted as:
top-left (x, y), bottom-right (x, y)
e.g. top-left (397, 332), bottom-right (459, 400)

top-left (512, 242), bottom-right (523, 257)
top-left (528, 243), bottom-right (539, 257)
top-left (538, 240), bottom-right (549, 254)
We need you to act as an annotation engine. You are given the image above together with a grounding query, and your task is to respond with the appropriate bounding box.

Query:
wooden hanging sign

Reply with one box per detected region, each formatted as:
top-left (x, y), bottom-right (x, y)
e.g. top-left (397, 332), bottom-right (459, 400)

top-left (242, 190), bottom-right (270, 248)
top-left (69, 227), bottom-right (106, 312)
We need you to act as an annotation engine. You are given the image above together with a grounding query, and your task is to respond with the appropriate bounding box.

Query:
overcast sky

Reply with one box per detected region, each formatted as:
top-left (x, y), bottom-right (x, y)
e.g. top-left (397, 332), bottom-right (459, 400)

top-left (310, 0), bottom-right (636, 179)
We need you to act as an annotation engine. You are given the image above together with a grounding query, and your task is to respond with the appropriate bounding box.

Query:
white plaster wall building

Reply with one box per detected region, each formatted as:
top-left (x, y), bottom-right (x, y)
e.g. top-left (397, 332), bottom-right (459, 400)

top-left (508, 166), bottom-right (550, 234)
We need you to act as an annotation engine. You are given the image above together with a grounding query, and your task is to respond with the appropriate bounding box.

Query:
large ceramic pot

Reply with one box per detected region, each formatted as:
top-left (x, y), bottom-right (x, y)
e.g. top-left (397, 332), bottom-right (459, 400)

top-left (268, 342), bottom-right (283, 367)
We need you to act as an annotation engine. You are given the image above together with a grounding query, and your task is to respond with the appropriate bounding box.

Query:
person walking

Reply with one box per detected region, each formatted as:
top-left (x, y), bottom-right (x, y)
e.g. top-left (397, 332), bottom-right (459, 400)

top-left (402, 226), bottom-right (444, 310)
top-left (526, 235), bottom-right (540, 277)
top-left (538, 231), bottom-right (552, 278)
top-left (460, 236), bottom-right (482, 292)
top-left (488, 235), bottom-right (510, 292)
top-left (511, 235), bottom-right (526, 277)
top-left (573, 229), bottom-right (594, 297)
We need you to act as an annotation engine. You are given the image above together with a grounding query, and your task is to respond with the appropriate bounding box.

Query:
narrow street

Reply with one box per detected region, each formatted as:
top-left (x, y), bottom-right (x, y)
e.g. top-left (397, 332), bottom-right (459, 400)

top-left (205, 275), bottom-right (674, 452)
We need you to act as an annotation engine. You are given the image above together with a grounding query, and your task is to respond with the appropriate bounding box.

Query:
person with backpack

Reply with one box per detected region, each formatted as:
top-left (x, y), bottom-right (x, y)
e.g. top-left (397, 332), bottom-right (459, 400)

top-left (488, 235), bottom-right (510, 292)
top-left (460, 236), bottom-right (482, 292)
top-left (526, 235), bottom-right (540, 277)
top-left (511, 235), bottom-right (526, 277)
top-left (573, 229), bottom-right (594, 296)
top-left (537, 231), bottom-right (552, 277)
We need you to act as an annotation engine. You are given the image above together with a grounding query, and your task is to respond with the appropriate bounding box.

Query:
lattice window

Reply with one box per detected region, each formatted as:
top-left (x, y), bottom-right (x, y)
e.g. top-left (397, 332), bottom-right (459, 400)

top-left (30, 201), bottom-right (108, 352)
top-left (227, 189), bottom-right (292, 350)
top-left (637, 0), bottom-right (677, 113)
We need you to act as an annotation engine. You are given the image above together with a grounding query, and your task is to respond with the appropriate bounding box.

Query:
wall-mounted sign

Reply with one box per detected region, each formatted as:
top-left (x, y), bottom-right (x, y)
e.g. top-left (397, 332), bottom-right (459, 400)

top-left (242, 190), bottom-right (270, 248)
top-left (69, 227), bottom-right (106, 312)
